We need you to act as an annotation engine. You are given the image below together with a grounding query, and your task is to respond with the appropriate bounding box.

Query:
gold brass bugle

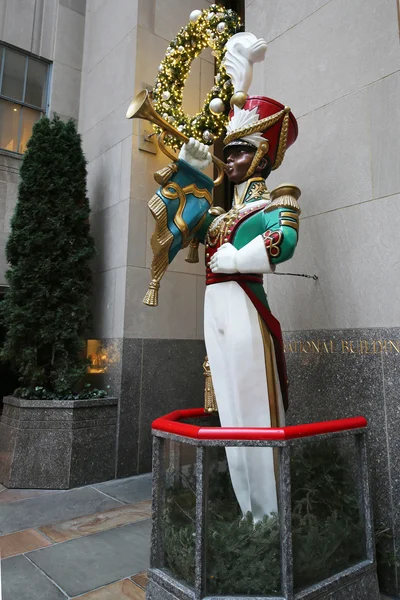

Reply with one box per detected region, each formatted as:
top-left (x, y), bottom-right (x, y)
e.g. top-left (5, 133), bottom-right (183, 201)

top-left (126, 90), bottom-right (227, 186)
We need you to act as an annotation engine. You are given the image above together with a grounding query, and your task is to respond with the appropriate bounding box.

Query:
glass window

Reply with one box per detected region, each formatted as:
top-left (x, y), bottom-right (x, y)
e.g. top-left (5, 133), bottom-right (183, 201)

top-left (1, 48), bottom-right (26, 101)
top-left (291, 436), bottom-right (366, 592)
top-left (0, 99), bottom-right (20, 153)
top-left (25, 59), bottom-right (47, 108)
top-left (158, 439), bottom-right (197, 588)
top-left (20, 107), bottom-right (41, 153)
top-left (0, 44), bottom-right (49, 154)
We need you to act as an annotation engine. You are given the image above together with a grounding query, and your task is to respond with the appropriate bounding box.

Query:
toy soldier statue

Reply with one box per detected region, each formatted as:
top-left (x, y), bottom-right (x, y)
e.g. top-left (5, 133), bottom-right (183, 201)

top-left (137, 32), bottom-right (300, 522)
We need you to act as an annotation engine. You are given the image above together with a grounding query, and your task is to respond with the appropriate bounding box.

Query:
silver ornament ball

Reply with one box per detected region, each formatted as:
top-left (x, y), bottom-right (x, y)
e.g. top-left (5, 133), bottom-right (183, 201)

top-left (209, 97), bottom-right (225, 115)
top-left (162, 90), bottom-right (171, 101)
top-left (189, 9), bottom-right (202, 23)
top-left (217, 22), bottom-right (226, 33)
top-left (203, 130), bottom-right (214, 142)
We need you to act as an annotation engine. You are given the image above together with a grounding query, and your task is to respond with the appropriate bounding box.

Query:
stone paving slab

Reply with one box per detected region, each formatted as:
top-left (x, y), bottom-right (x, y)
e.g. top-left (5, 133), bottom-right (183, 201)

top-left (27, 520), bottom-right (151, 597)
top-left (2, 554), bottom-right (66, 600)
top-left (0, 489), bottom-right (59, 505)
top-left (131, 571), bottom-right (149, 589)
top-left (93, 473), bottom-right (152, 504)
top-left (74, 578), bottom-right (145, 599)
top-left (0, 528), bottom-right (52, 558)
top-left (0, 487), bottom-right (122, 535)
top-left (39, 500), bottom-right (152, 542)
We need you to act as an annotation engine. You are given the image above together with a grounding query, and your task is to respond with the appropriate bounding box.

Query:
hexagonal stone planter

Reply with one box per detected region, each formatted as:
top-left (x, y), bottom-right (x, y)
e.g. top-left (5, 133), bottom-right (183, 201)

top-left (0, 395), bottom-right (118, 489)
top-left (147, 409), bottom-right (380, 600)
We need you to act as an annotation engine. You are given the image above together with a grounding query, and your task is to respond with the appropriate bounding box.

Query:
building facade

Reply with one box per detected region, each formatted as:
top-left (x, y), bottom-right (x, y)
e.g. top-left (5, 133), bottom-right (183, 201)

top-left (0, 0), bottom-right (399, 594)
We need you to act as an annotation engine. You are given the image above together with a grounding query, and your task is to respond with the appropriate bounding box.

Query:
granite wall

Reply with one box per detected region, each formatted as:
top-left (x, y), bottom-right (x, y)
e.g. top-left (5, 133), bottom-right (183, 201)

top-left (80, 0), bottom-right (214, 478)
top-left (283, 328), bottom-right (400, 592)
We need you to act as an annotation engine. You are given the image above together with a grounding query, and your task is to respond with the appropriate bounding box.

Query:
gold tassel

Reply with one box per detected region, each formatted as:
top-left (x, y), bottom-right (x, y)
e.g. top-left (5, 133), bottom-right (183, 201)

top-left (153, 162), bottom-right (178, 186)
top-left (185, 239), bottom-right (200, 263)
top-left (203, 356), bottom-right (218, 413)
top-left (143, 279), bottom-right (160, 306)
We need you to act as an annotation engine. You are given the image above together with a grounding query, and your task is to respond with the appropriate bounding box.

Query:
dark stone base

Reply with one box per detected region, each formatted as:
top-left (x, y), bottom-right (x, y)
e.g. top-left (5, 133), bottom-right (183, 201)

top-left (147, 564), bottom-right (380, 600)
top-left (0, 396), bottom-right (118, 489)
top-left (147, 579), bottom-right (181, 600)
top-left (87, 338), bottom-right (206, 479)
top-left (282, 327), bottom-right (400, 596)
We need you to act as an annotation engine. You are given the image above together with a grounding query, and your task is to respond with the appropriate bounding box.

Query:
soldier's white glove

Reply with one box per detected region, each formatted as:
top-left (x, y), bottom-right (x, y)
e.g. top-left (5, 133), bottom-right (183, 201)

top-left (178, 138), bottom-right (212, 172)
top-left (210, 237), bottom-right (274, 274)
top-left (210, 243), bottom-right (239, 274)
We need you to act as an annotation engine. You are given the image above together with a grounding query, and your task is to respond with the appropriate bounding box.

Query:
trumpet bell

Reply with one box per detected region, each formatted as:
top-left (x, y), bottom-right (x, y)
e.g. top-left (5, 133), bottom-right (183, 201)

top-left (125, 89), bottom-right (227, 186)
top-left (126, 89), bottom-right (152, 120)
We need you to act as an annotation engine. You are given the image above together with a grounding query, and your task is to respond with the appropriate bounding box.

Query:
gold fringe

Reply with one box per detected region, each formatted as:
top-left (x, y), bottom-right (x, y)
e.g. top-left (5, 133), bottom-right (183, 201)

top-left (185, 239), bottom-right (200, 263)
top-left (143, 280), bottom-right (160, 307)
top-left (265, 184), bottom-right (301, 214)
top-left (142, 193), bottom-right (174, 307)
top-left (153, 163), bottom-right (178, 186)
top-left (203, 356), bottom-right (218, 413)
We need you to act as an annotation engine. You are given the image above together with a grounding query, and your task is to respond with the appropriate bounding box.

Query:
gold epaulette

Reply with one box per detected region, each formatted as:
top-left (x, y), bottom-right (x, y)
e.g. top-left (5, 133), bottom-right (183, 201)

top-left (265, 184), bottom-right (301, 214)
top-left (262, 192), bottom-right (271, 202)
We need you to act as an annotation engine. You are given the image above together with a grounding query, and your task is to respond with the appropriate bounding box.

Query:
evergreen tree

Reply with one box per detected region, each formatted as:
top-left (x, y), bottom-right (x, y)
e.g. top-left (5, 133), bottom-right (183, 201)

top-left (1, 116), bottom-right (95, 396)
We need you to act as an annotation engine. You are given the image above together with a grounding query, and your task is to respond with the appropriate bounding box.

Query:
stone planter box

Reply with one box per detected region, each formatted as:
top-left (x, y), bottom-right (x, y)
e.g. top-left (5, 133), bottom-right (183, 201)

top-left (0, 395), bottom-right (118, 489)
top-left (147, 409), bottom-right (380, 600)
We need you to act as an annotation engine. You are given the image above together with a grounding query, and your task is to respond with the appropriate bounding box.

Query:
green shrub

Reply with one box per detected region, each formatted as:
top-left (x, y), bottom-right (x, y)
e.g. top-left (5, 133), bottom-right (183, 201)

top-left (1, 116), bottom-right (95, 397)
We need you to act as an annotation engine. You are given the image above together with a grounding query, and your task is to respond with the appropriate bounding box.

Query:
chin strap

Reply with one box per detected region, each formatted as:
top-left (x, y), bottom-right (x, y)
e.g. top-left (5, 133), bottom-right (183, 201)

top-left (243, 140), bottom-right (270, 181)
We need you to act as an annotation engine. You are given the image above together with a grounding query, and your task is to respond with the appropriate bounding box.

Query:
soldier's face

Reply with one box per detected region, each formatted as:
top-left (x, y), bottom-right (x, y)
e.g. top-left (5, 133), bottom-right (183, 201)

top-left (225, 146), bottom-right (257, 184)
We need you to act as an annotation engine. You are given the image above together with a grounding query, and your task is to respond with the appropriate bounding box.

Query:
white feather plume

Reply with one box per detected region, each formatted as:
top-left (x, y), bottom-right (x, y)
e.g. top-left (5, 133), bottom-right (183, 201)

top-left (223, 32), bottom-right (268, 96)
top-left (225, 105), bottom-right (265, 148)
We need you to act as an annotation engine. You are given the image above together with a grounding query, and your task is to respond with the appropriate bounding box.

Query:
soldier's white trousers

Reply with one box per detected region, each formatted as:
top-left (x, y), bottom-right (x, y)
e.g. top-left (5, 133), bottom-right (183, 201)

top-left (204, 280), bottom-right (285, 522)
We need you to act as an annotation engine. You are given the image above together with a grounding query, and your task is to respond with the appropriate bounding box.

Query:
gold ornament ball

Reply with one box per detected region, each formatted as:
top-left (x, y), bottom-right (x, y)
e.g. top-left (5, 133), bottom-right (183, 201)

top-left (209, 97), bottom-right (225, 115)
top-left (230, 91), bottom-right (248, 108)
top-left (189, 9), bottom-right (202, 23)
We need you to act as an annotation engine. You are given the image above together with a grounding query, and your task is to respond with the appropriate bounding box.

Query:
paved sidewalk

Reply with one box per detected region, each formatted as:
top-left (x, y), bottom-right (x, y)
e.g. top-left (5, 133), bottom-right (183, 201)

top-left (0, 474), bottom-right (152, 599)
top-left (0, 476), bottom-right (393, 599)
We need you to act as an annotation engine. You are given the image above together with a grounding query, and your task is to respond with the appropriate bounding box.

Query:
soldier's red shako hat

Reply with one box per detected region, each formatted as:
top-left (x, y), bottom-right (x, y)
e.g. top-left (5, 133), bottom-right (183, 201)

top-left (224, 95), bottom-right (298, 171)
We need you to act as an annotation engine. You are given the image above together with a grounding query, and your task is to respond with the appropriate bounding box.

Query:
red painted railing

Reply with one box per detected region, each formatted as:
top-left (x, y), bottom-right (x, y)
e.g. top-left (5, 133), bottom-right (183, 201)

top-left (152, 408), bottom-right (367, 441)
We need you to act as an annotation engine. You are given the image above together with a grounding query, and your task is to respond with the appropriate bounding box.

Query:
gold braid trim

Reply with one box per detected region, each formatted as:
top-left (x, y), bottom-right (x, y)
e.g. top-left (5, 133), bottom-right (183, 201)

top-left (223, 108), bottom-right (287, 145)
top-left (143, 194), bottom-right (174, 306)
top-left (272, 111), bottom-right (290, 170)
top-left (244, 141), bottom-right (270, 180)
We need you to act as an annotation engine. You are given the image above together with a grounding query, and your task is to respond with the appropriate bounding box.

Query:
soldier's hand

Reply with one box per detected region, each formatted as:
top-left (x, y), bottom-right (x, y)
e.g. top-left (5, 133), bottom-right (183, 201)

top-left (178, 138), bottom-right (212, 172)
top-left (210, 243), bottom-right (239, 274)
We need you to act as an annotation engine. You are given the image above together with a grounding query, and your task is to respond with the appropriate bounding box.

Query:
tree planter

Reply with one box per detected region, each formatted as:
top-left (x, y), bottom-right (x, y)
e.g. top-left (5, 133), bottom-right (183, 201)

top-left (0, 396), bottom-right (118, 489)
top-left (148, 409), bottom-right (380, 600)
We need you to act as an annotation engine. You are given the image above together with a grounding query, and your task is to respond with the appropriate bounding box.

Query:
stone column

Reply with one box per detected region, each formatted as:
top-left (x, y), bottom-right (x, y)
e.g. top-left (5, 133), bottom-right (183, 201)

top-left (81, 0), bottom-right (215, 478)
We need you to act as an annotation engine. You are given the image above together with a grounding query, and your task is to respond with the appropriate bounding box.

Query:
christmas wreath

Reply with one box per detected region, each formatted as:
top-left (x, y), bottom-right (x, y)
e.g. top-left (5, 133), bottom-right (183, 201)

top-left (152, 4), bottom-right (241, 149)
